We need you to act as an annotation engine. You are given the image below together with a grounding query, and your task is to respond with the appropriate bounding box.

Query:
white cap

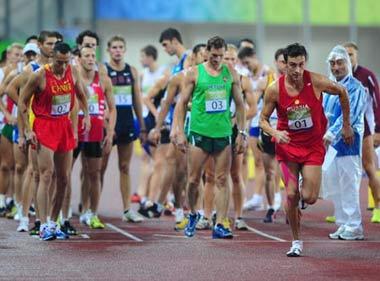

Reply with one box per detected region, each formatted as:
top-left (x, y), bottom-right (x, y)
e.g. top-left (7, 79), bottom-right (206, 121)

top-left (23, 43), bottom-right (40, 55)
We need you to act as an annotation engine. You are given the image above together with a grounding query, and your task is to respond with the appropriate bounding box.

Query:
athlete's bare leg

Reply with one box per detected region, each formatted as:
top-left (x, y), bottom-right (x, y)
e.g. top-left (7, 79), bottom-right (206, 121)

top-left (362, 135), bottom-right (380, 208)
top-left (0, 137), bottom-right (15, 198)
top-left (83, 157), bottom-right (102, 213)
top-left (21, 163), bottom-right (33, 217)
top-left (157, 143), bottom-right (177, 204)
top-left (117, 142), bottom-right (134, 211)
top-left (172, 150), bottom-right (187, 209)
top-left (204, 157), bottom-right (215, 219)
top-left (262, 153), bottom-right (276, 207)
top-left (137, 150), bottom-right (152, 198)
top-left (242, 151), bottom-right (249, 185)
top-left (230, 153), bottom-right (244, 219)
top-left (249, 137), bottom-right (265, 200)
top-left (147, 144), bottom-right (169, 201)
top-left (13, 144), bottom-right (27, 205)
top-left (31, 148), bottom-right (40, 219)
top-left (214, 146), bottom-right (232, 225)
top-left (100, 148), bottom-right (111, 189)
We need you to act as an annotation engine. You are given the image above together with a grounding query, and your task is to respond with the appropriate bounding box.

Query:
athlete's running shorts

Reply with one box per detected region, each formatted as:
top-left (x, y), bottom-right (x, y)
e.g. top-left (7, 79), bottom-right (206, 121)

top-left (249, 126), bottom-right (260, 138)
top-left (1, 124), bottom-right (14, 143)
top-left (188, 131), bottom-right (231, 154)
top-left (258, 129), bottom-right (275, 156)
top-left (275, 141), bottom-right (325, 165)
top-left (33, 117), bottom-right (75, 153)
top-left (73, 142), bottom-right (102, 158)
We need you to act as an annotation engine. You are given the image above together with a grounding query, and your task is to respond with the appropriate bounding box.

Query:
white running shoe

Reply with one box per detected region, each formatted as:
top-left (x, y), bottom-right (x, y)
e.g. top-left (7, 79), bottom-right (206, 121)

top-left (196, 216), bottom-right (211, 230)
top-left (286, 240), bottom-right (303, 257)
top-left (273, 192), bottom-right (282, 211)
top-left (17, 216), bottom-right (29, 232)
top-left (329, 225), bottom-right (345, 240)
top-left (234, 218), bottom-right (249, 230)
top-left (122, 209), bottom-right (144, 223)
top-left (175, 208), bottom-right (184, 223)
top-left (80, 210), bottom-right (92, 225)
top-left (243, 195), bottom-right (264, 211)
top-left (339, 227), bottom-right (364, 240)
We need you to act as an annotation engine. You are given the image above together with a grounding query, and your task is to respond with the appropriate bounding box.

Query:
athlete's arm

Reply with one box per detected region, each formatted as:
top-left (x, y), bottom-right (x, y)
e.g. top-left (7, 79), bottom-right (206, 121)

top-left (312, 72), bottom-right (353, 145)
top-left (102, 76), bottom-right (116, 154)
top-left (0, 69), bottom-right (18, 125)
top-left (260, 82), bottom-right (290, 144)
top-left (230, 66), bottom-right (246, 154)
top-left (72, 66), bottom-right (91, 134)
top-left (18, 70), bottom-right (43, 145)
top-left (174, 67), bottom-right (196, 152)
top-left (143, 75), bottom-right (169, 119)
top-left (70, 97), bottom-right (79, 146)
top-left (131, 66), bottom-right (147, 143)
top-left (241, 75), bottom-right (257, 120)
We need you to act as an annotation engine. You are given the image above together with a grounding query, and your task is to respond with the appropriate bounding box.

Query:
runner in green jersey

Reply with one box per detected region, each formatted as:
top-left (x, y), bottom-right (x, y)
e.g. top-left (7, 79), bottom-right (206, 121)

top-left (175, 36), bottom-right (246, 239)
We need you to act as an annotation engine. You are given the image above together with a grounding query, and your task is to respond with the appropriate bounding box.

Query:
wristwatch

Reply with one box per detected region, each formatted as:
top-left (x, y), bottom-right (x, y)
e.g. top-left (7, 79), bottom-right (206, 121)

top-left (238, 129), bottom-right (248, 139)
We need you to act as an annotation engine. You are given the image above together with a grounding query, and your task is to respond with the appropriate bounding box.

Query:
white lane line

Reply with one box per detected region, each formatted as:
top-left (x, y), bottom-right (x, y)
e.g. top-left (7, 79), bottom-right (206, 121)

top-left (80, 234), bottom-right (90, 239)
top-left (246, 226), bottom-right (287, 242)
top-left (153, 234), bottom-right (187, 239)
top-left (106, 223), bottom-right (143, 242)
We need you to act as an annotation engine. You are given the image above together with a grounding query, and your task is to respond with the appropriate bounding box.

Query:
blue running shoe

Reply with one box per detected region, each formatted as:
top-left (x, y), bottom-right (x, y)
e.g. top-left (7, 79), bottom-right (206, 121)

top-left (40, 224), bottom-right (56, 241)
top-left (184, 212), bottom-right (200, 237)
top-left (212, 224), bottom-right (233, 239)
top-left (55, 228), bottom-right (69, 240)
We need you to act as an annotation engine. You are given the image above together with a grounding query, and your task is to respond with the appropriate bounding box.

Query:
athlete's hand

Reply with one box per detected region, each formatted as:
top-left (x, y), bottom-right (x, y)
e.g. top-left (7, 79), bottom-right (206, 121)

top-left (175, 131), bottom-right (187, 153)
top-left (139, 130), bottom-right (147, 145)
top-left (342, 125), bottom-right (354, 145)
top-left (273, 130), bottom-right (290, 144)
top-left (83, 115), bottom-right (91, 134)
top-left (148, 128), bottom-right (161, 145)
top-left (103, 133), bottom-right (113, 155)
top-left (323, 137), bottom-right (331, 148)
top-left (374, 133), bottom-right (380, 147)
top-left (26, 130), bottom-right (38, 146)
top-left (18, 136), bottom-right (28, 153)
top-left (234, 134), bottom-right (246, 154)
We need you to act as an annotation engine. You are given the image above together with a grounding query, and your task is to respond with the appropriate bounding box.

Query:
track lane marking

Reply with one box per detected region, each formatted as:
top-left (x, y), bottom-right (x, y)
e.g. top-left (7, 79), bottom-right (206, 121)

top-left (106, 223), bottom-right (143, 242)
top-left (246, 225), bottom-right (287, 242)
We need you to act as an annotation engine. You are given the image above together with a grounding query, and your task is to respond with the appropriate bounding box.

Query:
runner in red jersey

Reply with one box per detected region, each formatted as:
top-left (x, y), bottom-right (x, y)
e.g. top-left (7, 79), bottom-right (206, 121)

top-left (73, 46), bottom-right (116, 230)
top-left (18, 42), bottom-right (90, 241)
top-left (260, 43), bottom-right (353, 257)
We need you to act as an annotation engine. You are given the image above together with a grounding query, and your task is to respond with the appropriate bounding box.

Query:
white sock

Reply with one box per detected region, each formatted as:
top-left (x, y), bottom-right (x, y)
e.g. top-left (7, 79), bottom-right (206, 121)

top-left (0, 194), bottom-right (5, 208)
top-left (198, 209), bottom-right (205, 217)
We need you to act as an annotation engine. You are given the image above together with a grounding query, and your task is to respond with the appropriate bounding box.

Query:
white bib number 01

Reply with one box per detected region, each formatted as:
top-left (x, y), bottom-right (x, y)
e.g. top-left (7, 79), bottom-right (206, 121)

top-left (288, 116), bottom-right (313, 130)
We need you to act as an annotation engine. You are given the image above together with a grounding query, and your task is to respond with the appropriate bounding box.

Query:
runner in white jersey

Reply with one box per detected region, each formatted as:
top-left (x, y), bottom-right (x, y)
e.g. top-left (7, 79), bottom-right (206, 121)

top-left (238, 47), bottom-right (275, 211)
top-left (132, 45), bottom-right (169, 205)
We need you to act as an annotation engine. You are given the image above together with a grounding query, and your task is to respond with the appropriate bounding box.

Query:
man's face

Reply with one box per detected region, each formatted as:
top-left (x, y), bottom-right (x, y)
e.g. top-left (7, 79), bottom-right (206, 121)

top-left (108, 40), bottom-right (125, 62)
top-left (193, 47), bottom-right (207, 65)
top-left (79, 48), bottom-right (96, 71)
top-left (207, 47), bottom-right (225, 69)
top-left (140, 52), bottom-right (152, 68)
top-left (286, 56), bottom-right (306, 82)
top-left (81, 36), bottom-right (97, 49)
top-left (8, 48), bottom-right (23, 64)
top-left (345, 46), bottom-right (358, 68)
top-left (53, 51), bottom-right (71, 74)
top-left (240, 55), bottom-right (258, 72)
top-left (275, 54), bottom-right (286, 75)
top-left (329, 58), bottom-right (348, 81)
top-left (223, 50), bottom-right (237, 67)
top-left (39, 36), bottom-right (58, 58)
top-left (161, 39), bottom-right (176, 56)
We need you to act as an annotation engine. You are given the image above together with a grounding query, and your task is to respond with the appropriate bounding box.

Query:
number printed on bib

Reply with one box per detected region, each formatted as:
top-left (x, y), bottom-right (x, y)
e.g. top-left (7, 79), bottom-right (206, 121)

top-left (113, 85), bottom-right (132, 106)
top-left (287, 105), bottom-right (313, 130)
top-left (205, 88), bottom-right (227, 113)
top-left (51, 94), bottom-right (71, 116)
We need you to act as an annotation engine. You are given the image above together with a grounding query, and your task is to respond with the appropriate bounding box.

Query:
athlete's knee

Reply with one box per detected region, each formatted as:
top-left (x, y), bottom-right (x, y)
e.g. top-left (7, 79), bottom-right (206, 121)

top-left (301, 190), bottom-right (317, 205)
top-left (205, 170), bottom-right (215, 185)
top-left (215, 173), bottom-right (228, 189)
top-left (56, 174), bottom-right (69, 190)
top-left (119, 161), bottom-right (130, 175)
top-left (15, 163), bottom-right (26, 175)
top-left (39, 168), bottom-right (54, 183)
top-left (230, 170), bottom-right (242, 185)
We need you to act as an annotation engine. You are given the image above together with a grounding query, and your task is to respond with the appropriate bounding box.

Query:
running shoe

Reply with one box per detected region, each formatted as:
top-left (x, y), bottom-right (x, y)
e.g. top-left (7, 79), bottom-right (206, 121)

top-left (174, 217), bottom-right (189, 231)
top-left (325, 216), bottom-right (336, 223)
top-left (29, 220), bottom-right (41, 236)
top-left (222, 218), bottom-right (231, 231)
top-left (339, 227), bottom-right (364, 240)
top-left (39, 224), bottom-right (56, 241)
top-left (286, 240), bottom-right (303, 257)
top-left (90, 215), bottom-right (105, 229)
top-left (212, 224), bottom-right (233, 239)
top-left (123, 209), bottom-right (144, 223)
top-left (175, 208), bottom-right (185, 223)
top-left (138, 203), bottom-right (161, 219)
top-left (273, 192), bottom-right (282, 211)
top-left (164, 202), bottom-right (174, 216)
top-left (196, 216), bottom-right (211, 230)
top-left (6, 205), bottom-right (17, 219)
top-left (234, 218), bottom-right (248, 230)
top-left (329, 225), bottom-right (345, 240)
top-left (371, 208), bottom-right (380, 223)
top-left (131, 193), bottom-right (141, 204)
top-left (243, 196), bottom-right (264, 211)
top-left (55, 228), bottom-right (70, 240)
top-left (80, 210), bottom-right (92, 225)
top-left (29, 205), bottom-right (36, 217)
top-left (263, 208), bottom-right (275, 223)
top-left (17, 216), bottom-right (29, 232)
top-left (184, 212), bottom-right (200, 237)
top-left (61, 220), bottom-right (78, 235)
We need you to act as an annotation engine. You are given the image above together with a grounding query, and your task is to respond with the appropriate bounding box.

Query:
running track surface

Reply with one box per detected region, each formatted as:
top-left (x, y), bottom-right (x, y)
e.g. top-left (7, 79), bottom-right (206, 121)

top-left (0, 148), bottom-right (379, 281)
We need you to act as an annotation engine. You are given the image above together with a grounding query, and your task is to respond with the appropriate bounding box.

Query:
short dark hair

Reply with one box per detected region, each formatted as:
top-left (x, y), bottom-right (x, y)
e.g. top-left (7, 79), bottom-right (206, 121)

top-left (25, 35), bottom-right (38, 44)
top-left (238, 47), bottom-right (256, 60)
top-left (192, 43), bottom-right (206, 55)
top-left (71, 46), bottom-right (80, 56)
top-left (274, 48), bottom-right (286, 61)
top-left (76, 30), bottom-right (100, 46)
top-left (206, 36), bottom-right (227, 51)
top-left (53, 31), bottom-right (64, 42)
top-left (283, 43), bottom-right (308, 63)
top-left (343, 42), bottom-right (358, 51)
top-left (238, 38), bottom-right (255, 49)
top-left (159, 28), bottom-right (182, 44)
top-left (141, 45), bottom-right (158, 60)
top-left (54, 42), bottom-right (71, 54)
top-left (38, 30), bottom-right (56, 43)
